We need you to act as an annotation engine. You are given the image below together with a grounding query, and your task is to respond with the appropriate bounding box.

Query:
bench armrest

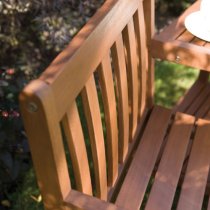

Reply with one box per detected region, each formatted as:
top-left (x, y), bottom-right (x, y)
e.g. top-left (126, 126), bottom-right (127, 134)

top-left (64, 190), bottom-right (127, 210)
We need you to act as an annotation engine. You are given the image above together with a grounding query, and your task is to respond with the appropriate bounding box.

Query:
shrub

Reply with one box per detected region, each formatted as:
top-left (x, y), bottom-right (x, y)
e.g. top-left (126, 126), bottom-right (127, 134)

top-left (0, 0), bottom-right (104, 209)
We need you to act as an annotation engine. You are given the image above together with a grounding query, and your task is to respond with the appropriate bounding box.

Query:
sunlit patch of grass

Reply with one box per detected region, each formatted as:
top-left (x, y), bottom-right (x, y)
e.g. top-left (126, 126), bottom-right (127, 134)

top-left (155, 60), bottom-right (199, 108)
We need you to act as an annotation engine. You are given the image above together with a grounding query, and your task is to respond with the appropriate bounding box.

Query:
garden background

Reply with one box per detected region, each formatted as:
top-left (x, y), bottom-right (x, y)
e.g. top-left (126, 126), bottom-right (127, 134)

top-left (0, 0), bottom-right (197, 209)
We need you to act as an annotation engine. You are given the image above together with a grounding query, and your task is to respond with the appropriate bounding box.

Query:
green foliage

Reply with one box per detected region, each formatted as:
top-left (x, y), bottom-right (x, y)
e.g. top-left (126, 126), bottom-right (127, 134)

top-left (8, 168), bottom-right (44, 210)
top-left (0, 1), bottom-right (104, 209)
top-left (156, 0), bottom-right (194, 16)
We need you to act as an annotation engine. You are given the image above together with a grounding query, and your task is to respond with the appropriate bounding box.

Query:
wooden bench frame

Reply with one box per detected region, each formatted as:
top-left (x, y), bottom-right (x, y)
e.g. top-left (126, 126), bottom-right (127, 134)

top-left (19, 0), bottom-right (210, 210)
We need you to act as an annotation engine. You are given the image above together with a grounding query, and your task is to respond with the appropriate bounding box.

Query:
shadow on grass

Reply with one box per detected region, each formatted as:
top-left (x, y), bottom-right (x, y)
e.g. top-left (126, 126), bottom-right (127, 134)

top-left (155, 60), bottom-right (199, 108)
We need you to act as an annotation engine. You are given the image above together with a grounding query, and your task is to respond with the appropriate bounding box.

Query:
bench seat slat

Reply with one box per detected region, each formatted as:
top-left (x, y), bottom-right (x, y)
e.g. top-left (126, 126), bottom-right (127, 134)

top-left (98, 53), bottom-right (119, 187)
top-left (65, 190), bottom-right (127, 210)
top-left (195, 92), bottom-right (210, 119)
top-left (186, 84), bottom-right (210, 116)
top-left (175, 80), bottom-right (205, 113)
top-left (111, 34), bottom-right (129, 163)
top-left (123, 17), bottom-right (139, 141)
top-left (115, 106), bottom-right (171, 210)
top-left (62, 101), bottom-right (92, 195)
top-left (145, 112), bottom-right (195, 210)
top-left (177, 119), bottom-right (210, 210)
top-left (81, 75), bottom-right (107, 200)
top-left (208, 197), bottom-right (210, 210)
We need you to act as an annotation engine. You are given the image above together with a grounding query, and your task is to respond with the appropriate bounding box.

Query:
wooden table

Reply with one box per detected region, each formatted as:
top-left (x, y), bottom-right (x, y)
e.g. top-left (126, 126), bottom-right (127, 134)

top-left (151, 0), bottom-right (210, 72)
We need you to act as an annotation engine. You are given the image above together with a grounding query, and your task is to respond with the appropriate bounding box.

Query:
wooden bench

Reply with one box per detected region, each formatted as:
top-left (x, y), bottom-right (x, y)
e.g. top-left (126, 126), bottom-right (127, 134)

top-left (19, 0), bottom-right (210, 209)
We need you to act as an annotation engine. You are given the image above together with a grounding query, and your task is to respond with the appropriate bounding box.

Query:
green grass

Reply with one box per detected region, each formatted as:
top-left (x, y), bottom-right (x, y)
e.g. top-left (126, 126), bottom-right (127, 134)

top-left (155, 60), bottom-right (198, 108)
top-left (9, 61), bottom-right (199, 210)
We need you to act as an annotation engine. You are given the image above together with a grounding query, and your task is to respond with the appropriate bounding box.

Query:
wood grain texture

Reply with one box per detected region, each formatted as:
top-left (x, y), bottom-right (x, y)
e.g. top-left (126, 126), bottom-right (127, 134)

top-left (190, 37), bottom-right (206, 46)
top-left (116, 106), bottom-right (171, 210)
top-left (177, 119), bottom-right (210, 210)
top-left (195, 91), bottom-right (210, 118)
top-left (143, 0), bottom-right (155, 108)
top-left (151, 1), bottom-right (210, 71)
top-left (123, 18), bottom-right (139, 141)
top-left (151, 38), bottom-right (210, 72)
top-left (186, 84), bottom-right (210, 116)
top-left (154, 1), bottom-right (200, 41)
top-left (62, 101), bottom-right (92, 195)
top-left (81, 75), bottom-right (107, 200)
top-left (111, 35), bottom-right (129, 163)
top-left (133, 2), bottom-right (147, 119)
top-left (208, 197), bottom-right (210, 210)
top-left (39, 0), bottom-right (141, 120)
top-left (98, 53), bottom-right (118, 187)
top-left (65, 190), bottom-right (127, 210)
top-left (175, 80), bottom-right (206, 113)
top-left (19, 80), bottom-right (70, 210)
top-left (145, 112), bottom-right (194, 210)
top-left (177, 30), bottom-right (194, 43)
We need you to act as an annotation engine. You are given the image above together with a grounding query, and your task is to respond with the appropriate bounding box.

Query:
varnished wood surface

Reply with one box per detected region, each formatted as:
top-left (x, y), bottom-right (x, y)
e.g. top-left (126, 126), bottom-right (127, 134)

top-left (123, 17), bottom-right (139, 141)
top-left (62, 101), bottom-right (92, 195)
top-left (19, 0), bottom-right (210, 209)
top-left (81, 75), bottom-right (108, 200)
top-left (98, 53), bottom-right (119, 187)
top-left (111, 35), bottom-right (129, 163)
top-left (116, 106), bottom-right (172, 210)
top-left (145, 113), bottom-right (195, 210)
top-left (177, 119), bottom-right (210, 210)
top-left (151, 0), bottom-right (210, 72)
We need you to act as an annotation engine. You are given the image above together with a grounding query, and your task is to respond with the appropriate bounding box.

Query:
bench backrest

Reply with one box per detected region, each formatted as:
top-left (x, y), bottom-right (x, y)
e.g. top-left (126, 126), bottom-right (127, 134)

top-left (19, 0), bottom-right (154, 209)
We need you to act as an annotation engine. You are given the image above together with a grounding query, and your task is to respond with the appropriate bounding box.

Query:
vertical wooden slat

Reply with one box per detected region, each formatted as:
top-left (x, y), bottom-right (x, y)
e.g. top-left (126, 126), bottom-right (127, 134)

top-left (177, 119), bottom-right (210, 210)
top-left (20, 80), bottom-right (71, 210)
top-left (123, 17), bottom-right (139, 140)
top-left (133, 2), bottom-right (147, 119)
top-left (97, 53), bottom-right (118, 187)
top-left (62, 101), bottom-right (92, 195)
top-left (111, 34), bottom-right (129, 163)
top-left (143, 0), bottom-right (155, 108)
top-left (81, 75), bottom-right (107, 200)
top-left (145, 113), bottom-right (195, 210)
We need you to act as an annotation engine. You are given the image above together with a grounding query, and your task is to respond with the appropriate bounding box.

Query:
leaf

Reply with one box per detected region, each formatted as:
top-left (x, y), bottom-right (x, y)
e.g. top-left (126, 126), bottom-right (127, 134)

top-left (1, 200), bottom-right (11, 207)
top-left (0, 80), bottom-right (8, 87)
